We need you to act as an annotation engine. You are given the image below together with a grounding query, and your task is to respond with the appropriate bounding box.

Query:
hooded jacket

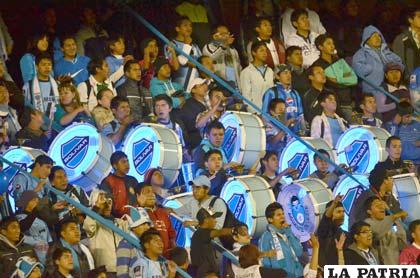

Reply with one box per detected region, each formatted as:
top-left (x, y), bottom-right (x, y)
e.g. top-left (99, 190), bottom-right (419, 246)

top-left (149, 77), bottom-right (185, 108)
top-left (0, 234), bottom-right (37, 277)
top-left (344, 242), bottom-right (379, 265)
top-left (352, 26), bottom-right (404, 94)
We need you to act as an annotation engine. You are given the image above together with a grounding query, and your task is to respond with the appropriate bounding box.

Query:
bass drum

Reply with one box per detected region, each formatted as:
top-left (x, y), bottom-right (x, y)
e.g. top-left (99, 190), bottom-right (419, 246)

top-left (48, 123), bottom-right (114, 191)
top-left (392, 173), bottom-right (420, 222)
top-left (279, 137), bottom-right (336, 183)
top-left (220, 111), bottom-right (266, 169)
top-left (163, 192), bottom-right (194, 248)
top-left (333, 174), bottom-right (370, 231)
top-left (220, 175), bottom-right (275, 238)
top-left (335, 126), bottom-right (390, 174)
top-left (122, 123), bottom-right (182, 186)
top-left (277, 178), bottom-right (333, 242)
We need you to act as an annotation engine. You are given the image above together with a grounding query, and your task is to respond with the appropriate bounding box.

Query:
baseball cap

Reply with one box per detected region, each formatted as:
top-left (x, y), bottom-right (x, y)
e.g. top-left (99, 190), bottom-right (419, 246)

top-left (13, 256), bottom-right (44, 278)
top-left (29, 154), bottom-right (54, 169)
top-left (125, 206), bottom-right (152, 228)
top-left (189, 175), bottom-right (211, 188)
top-left (274, 64), bottom-right (291, 75)
top-left (187, 78), bottom-right (207, 93)
top-left (196, 207), bottom-right (222, 224)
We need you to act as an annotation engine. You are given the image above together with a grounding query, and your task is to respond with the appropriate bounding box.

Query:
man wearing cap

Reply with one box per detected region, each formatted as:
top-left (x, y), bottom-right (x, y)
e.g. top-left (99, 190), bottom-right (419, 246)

top-left (348, 163), bottom-right (405, 229)
top-left (100, 151), bottom-right (138, 218)
top-left (150, 56), bottom-right (187, 109)
top-left (384, 101), bottom-right (420, 166)
top-left (0, 216), bottom-right (37, 277)
top-left (190, 207), bottom-right (232, 277)
top-left (83, 189), bottom-right (129, 275)
top-left (12, 256), bottom-right (44, 278)
top-left (173, 175), bottom-right (227, 229)
top-left (179, 77), bottom-right (210, 149)
top-left (262, 64), bottom-right (305, 134)
top-left (116, 206), bottom-right (152, 278)
top-left (12, 154), bottom-right (53, 200)
top-left (0, 84), bottom-right (20, 147)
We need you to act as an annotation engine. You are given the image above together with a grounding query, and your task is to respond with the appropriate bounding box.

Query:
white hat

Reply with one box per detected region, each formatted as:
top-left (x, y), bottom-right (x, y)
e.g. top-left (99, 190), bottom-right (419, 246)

top-left (125, 206), bottom-right (152, 228)
top-left (89, 188), bottom-right (107, 207)
top-left (187, 78), bottom-right (207, 93)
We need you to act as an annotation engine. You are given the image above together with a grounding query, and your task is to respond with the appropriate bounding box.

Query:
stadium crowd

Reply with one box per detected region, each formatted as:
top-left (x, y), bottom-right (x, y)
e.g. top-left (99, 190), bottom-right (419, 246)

top-left (0, 0), bottom-right (419, 277)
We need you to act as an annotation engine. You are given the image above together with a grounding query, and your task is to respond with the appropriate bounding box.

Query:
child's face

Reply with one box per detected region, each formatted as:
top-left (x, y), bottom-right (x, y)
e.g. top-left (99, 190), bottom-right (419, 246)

top-left (314, 157), bottom-right (329, 172)
top-left (270, 102), bottom-right (285, 116)
top-left (252, 45), bottom-right (268, 62)
top-left (321, 95), bottom-right (337, 112)
top-left (401, 114), bottom-right (412, 125)
top-left (233, 226), bottom-right (251, 244)
top-left (154, 100), bottom-right (171, 120)
top-left (111, 38), bottom-right (125, 55)
top-left (176, 19), bottom-right (193, 37)
top-left (205, 153), bottom-right (223, 172)
top-left (385, 69), bottom-right (401, 85)
top-left (277, 70), bottom-right (292, 86)
top-left (98, 91), bottom-right (113, 109)
top-left (286, 50), bottom-right (303, 67)
top-left (157, 64), bottom-right (171, 79)
top-left (361, 97), bottom-right (377, 114)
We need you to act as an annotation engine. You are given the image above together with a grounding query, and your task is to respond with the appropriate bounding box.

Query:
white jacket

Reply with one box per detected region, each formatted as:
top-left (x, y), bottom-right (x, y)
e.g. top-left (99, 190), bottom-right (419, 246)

top-left (310, 112), bottom-right (348, 147)
top-left (240, 64), bottom-right (274, 111)
top-left (281, 8), bottom-right (326, 40)
top-left (285, 32), bottom-right (320, 69)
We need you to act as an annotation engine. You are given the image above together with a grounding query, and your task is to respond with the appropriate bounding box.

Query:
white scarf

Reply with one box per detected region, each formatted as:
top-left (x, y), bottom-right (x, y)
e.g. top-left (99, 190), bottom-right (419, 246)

top-left (31, 76), bottom-right (59, 120)
top-left (268, 225), bottom-right (297, 261)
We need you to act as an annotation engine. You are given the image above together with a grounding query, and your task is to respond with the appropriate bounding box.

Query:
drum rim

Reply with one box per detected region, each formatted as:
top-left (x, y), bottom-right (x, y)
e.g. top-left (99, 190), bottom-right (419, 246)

top-left (293, 178), bottom-right (333, 217)
top-left (2, 146), bottom-right (47, 170)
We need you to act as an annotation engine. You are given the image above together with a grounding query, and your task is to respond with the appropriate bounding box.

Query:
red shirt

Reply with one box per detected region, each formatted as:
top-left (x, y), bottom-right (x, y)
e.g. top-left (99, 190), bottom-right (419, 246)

top-left (399, 243), bottom-right (420, 265)
top-left (139, 60), bottom-right (155, 89)
top-left (100, 174), bottom-right (137, 217)
top-left (147, 207), bottom-right (176, 256)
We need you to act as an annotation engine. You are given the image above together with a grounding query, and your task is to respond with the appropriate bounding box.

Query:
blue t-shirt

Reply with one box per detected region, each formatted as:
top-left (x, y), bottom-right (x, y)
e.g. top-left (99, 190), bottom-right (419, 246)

top-left (327, 117), bottom-right (342, 147)
top-left (39, 81), bottom-right (54, 112)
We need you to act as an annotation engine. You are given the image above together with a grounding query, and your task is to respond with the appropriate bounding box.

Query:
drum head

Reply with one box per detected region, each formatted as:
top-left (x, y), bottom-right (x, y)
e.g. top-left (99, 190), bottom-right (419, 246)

top-left (163, 193), bottom-right (193, 248)
top-left (336, 127), bottom-right (390, 174)
top-left (279, 138), bottom-right (335, 183)
top-left (392, 173), bottom-right (420, 222)
top-left (333, 175), bottom-right (369, 231)
top-left (122, 124), bottom-right (181, 185)
top-left (220, 112), bottom-right (244, 162)
top-left (278, 182), bottom-right (324, 242)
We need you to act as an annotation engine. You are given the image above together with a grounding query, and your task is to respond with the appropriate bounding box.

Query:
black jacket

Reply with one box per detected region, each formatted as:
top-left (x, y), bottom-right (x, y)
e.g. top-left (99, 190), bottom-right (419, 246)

top-left (179, 97), bottom-right (207, 150)
top-left (0, 234), bottom-right (37, 277)
top-left (393, 29), bottom-right (420, 80)
top-left (344, 243), bottom-right (379, 265)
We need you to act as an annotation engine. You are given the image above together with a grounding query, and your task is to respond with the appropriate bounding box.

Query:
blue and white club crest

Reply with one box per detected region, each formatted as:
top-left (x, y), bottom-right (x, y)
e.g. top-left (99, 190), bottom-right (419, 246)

top-left (61, 136), bottom-right (89, 169)
top-left (345, 140), bottom-right (369, 173)
top-left (222, 126), bottom-right (237, 161)
top-left (133, 139), bottom-right (154, 175)
top-left (227, 193), bottom-right (246, 223)
top-left (342, 186), bottom-right (365, 215)
top-left (288, 153), bottom-right (310, 178)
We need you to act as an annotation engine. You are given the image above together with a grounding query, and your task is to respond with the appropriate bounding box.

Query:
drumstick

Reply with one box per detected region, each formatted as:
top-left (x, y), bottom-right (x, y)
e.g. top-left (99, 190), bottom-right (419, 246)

top-left (336, 144), bottom-right (353, 155)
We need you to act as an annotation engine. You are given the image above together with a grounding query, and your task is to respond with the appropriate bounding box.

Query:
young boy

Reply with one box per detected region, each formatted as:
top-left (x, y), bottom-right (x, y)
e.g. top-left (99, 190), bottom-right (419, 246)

top-left (247, 17), bottom-right (286, 69)
top-left (91, 88), bottom-right (115, 131)
top-left (150, 57), bottom-right (186, 109)
top-left (23, 52), bottom-right (59, 123)
top-left (311, 92), bottom-right (348, 147)
top-left (309, 149), bottom-right (341, 190)
top-left (384, 101), bottom-right (420, 165)
top-left (54, 35), bottom-right (90, 85)
top-left (138, 229), bottom-right (177, 277)
top-left (351, 94), bottom-right (382, 127)
top-left (105, 34), bottom-right (134, 88)
top-left (190, 207), bottom-right (232, 277)
top-left (262, 64), bottom-right (305, 134)
top-left (51, 247), bottom-right (75, 278)
top-left (285, 9), bottom-right (320, 68)
top-left (199, 149), bottom-right (229, 196)
top-left (264, 98), bottom-right (289, 155)
top-left (240, 41), bottom-right (274, 110)
top-left (101, 96), bottom-right (134, 148)
top-left (99, 151), bottom-right (137, 217)
top-left (170, 16), bottom-right (202, 91)
top-left (364, 196), bottom-right (407, 264)
top-left (286, 46), bottom-right (310, 96)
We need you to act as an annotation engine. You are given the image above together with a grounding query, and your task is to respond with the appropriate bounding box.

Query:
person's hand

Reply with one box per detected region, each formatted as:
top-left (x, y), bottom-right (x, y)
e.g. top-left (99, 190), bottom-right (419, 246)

top-left (167, 260), bottom-right (177, 277)
top-left (310, 234), bottom-right (319, 249)
top-left (26, 198), bottom-right (39, 212)
top-left (223, 161), bottom-right (241, 170)
top-left (335, 233), bottom-right (346, 251)
top-left (333, 195), bottom-right (343, 204)
top-left (123, 55), bottom-right (134, 63)
top-left (286, 118), bottom-right (296, 127)
top-left (328, 77), bottom-right (338, 83)
top-left (121, 115), bottom-right (134, 126)
top-left (183, 220), bottom-right (198, 227)
top-left (394, 210), bottom-right (408, 220)
top-left (56, 74), bottom-right (72, 83)
top-left (393, 114), bottom-right (402, 125)
top-left (211, 97), bottom-right (222, 112)
top-left (52, 200), bottom-right (67, 211)
top-left (167, 44), bottom-right (177, 55)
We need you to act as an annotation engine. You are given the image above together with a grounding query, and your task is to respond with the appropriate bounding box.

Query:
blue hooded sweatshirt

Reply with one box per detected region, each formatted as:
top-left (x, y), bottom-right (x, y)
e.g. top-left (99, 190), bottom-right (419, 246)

top-left (352, 25), bottom-right (404, 94)
top-left (149, 77), bottom-right (187, 108)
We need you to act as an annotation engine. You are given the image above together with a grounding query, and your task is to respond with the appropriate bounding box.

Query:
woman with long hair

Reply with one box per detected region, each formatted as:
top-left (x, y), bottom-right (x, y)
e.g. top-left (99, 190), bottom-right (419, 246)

top-left (54, 82), bottom-right (93, 128)
top-left (20, 33), bottom-right (49, 83)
